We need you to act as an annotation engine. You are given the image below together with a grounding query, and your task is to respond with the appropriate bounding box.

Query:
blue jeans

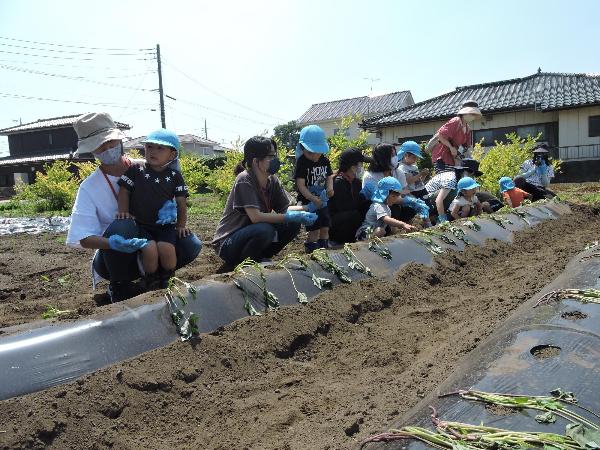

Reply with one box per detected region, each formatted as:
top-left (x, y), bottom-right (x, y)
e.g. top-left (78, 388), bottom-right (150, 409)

top-left (219, 222), bottom-right (301, 267)
top-left (93, 219), bottom-right (202, 282)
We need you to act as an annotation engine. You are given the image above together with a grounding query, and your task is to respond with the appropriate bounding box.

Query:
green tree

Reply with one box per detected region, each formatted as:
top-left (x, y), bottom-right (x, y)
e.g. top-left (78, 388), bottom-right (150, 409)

top-left (273, 121), bottom-right (301, 150)
top-left (327, 115), bottom-right (370, 169)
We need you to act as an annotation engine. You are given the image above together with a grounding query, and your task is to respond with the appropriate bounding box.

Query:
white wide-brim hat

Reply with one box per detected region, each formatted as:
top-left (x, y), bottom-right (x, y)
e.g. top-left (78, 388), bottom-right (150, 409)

top-left (457, 100), bottom-right (482, 116)
top-left (73, 112), bottom-right (126, 155)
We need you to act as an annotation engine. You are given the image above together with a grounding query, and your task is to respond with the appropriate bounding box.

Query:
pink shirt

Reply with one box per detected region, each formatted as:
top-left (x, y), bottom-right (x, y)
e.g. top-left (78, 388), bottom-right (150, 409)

top-left (431, 117), bottom-right (473, 166)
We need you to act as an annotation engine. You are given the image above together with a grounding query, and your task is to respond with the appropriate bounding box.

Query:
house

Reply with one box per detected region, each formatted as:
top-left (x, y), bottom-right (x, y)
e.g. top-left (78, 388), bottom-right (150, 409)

top-left (361, 71), bottom-right (600, 182)
top-left (124, 134), bottom-right (227, 158)
top-left (298, 91), bottom-right (414, 144)
top-left (0, 114), bottom-right (130, 195)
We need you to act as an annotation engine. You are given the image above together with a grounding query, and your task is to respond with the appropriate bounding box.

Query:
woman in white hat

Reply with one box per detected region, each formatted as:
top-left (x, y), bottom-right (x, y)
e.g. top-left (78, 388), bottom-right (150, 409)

top-left (515, 143), bottom-right (556, 201)
top-left (66, 112), bottom-right (202, 302)
top-left (430, 100), bottom-right (482, 170)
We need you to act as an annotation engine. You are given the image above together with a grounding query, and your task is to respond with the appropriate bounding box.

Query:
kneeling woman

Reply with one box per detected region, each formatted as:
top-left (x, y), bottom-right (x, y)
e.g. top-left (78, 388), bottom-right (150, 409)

top-left (211, 136), bottom-right (317, 269)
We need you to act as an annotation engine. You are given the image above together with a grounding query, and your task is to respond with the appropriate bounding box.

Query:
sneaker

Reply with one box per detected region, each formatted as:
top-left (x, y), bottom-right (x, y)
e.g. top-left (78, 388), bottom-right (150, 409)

top-left (317, 238), bottom-right (329, 249)
top-left (158, 269), bottom-right (174, 289)
top-left (143, 272), bottom-right (161, 291)
top-left (304, 241), bottom-right (318, 254)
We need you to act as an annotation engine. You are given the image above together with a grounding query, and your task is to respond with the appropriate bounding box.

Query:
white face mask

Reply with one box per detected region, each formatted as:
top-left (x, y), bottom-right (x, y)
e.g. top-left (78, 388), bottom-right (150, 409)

top-left (95, 143), bottom-right (122, 165)
top-left (390, 155), bottom-right (399, 169)
top-left (462, 114), bottom-right (477, 123)
top-left (355, 165), bottom-right (364, 179)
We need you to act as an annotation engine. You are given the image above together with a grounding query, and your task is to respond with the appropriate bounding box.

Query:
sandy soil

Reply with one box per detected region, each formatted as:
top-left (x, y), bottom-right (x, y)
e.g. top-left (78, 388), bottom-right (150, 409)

top-left (1, 204), bottom-right (599, 449)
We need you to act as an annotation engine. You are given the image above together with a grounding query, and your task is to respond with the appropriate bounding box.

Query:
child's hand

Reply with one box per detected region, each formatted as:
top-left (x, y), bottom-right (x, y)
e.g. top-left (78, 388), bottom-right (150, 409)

top-left (326, 188), bottom-right (334, 198)
top-left (116, 211), bottom-right (133, 220)
top-left (176, 227), bottom-right (191, 238)
top-left (401, 222), bottom-right (416, 231)
top-left (419, 168), bottom-right (430, 178)
top-left (313, 197), bottom-right (322, 209)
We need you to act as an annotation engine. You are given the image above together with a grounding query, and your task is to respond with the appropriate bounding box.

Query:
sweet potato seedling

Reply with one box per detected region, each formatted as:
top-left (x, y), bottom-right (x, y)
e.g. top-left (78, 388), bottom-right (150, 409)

top-left (310, 249), bottom-right (352, 283)
top-left (233, 258), bottom-right (279, 313)
top-left (41, 305), bottom-right (72, 320)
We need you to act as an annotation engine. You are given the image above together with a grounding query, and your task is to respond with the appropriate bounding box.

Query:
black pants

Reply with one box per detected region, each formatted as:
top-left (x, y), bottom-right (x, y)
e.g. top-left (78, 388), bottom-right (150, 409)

top-left (330, 210), bottom-right (363, 243)
top-left (93, 218), bottom-right (202, 282)
top-left (514, 178), bottom-right (556, 202)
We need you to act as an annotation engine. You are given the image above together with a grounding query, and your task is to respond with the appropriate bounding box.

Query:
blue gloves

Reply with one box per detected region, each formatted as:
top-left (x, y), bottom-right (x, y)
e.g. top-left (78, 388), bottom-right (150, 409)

top-left (156, 199), bottom-right (177, 225)
top-left (108, 234), bottom-right (149, 253)
top-left (307, 189), bottom-right (329, 212)
top-left (360, 182), bottom-right (376, 201)
top-left (284, 211), bottom-right (318, 226)
top-left (403, 196), bottom-right (430, 219)
top-left (437, 214), bottom-right (449, 224)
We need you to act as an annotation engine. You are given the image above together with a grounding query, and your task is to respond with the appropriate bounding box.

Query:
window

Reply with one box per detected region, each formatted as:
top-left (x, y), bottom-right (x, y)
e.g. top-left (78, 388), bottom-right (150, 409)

top-left (473, 122), bottom-right (558, 148)
top-left (590, 116), bottom-right (600, 137)
top-left (398, 135), bottom-right (431, 145)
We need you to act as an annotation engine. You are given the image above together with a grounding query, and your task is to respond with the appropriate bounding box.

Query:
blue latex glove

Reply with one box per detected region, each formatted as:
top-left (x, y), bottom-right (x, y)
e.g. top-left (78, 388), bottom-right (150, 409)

top-left (284, 211), bottom-right (318, 226)
top-left (156, 199), bottom-right (177, 225)
top-left (437, 214), bottom-right (449, 224)
top-left (108, 234), bottom-right (149, 253)
top-left (402, 196), bottom-right (430, 219)
top-left (307, 189), bottom-right (329, 212)
top-left (360, 182), bottom-right (376, 200)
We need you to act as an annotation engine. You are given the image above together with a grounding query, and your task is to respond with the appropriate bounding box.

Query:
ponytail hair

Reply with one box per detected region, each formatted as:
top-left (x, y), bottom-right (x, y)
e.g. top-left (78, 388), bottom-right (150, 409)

top-left (234, 136), bottom-right (275, 175)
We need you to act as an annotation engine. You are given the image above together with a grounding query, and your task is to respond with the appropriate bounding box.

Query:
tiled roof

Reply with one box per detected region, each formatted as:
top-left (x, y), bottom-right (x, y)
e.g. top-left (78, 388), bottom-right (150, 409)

top-left (363, 72), bottom-right (600, 128)
top-left (0, 153), bottom-right (73, 166)
top-left (0, 114), bottom-right (130, 135)
top-left (298, 91), bottom-right (413, 124)
top-left (123, 134), bottom-right (220, 150)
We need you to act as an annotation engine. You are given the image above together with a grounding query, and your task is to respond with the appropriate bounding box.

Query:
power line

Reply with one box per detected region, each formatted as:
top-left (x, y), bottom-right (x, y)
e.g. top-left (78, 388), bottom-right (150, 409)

top-left (0, 64), bottom-right (155, 91)
top-left (0, 35), bottom-right (153, 52)
top-left (0, 49), bottom-right (152, 61)
top-left (0, 41), bottom-right (154, 56)
top-left (163, 60), bottom-right (284, 122)
top-left (0, 58), bottom-right (155, 71)
top-left (175, 98), bottom-right (276, 126)
top-left (0, 92), bottom-right (155, 110)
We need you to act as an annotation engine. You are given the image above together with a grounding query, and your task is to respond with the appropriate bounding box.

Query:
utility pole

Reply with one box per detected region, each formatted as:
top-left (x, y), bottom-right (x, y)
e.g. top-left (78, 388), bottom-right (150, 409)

top-left (204, 119), bottom-right (208, 139)
top-left (156, 44), bottom-right (166, 128)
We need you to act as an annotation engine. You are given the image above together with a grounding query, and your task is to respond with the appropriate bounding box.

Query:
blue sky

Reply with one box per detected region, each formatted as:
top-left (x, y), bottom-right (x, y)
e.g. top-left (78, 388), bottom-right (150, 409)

top-left (1, 0), bottom-right (599, 155)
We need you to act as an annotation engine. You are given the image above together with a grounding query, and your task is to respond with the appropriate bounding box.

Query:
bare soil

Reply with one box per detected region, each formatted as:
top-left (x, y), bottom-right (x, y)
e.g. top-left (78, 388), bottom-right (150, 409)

top-left (1, 205), bottom-right (599, 449)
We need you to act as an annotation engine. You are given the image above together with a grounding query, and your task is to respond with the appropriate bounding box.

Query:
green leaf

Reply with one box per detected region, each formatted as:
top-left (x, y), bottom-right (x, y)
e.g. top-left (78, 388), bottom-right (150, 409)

top-left (535, 411), bottom-right (557, 424)
top-left (566, 423), bottom-right (600, 449)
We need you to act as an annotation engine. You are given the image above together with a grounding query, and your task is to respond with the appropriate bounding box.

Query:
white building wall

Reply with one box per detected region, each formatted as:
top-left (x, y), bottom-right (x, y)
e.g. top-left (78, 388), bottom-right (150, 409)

top-left (380, 110), bottom-right (560, 144)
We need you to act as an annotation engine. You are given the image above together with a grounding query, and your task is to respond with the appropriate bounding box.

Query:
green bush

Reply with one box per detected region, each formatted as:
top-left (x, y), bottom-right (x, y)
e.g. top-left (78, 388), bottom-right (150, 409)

top-left (204, 150), bottom-right (244, 199)
top-left (179, 151), bottom-right (210, 193)
top-left (15, 160), bottom-right (80, 212)
top-left (327, 115), bottom-right (370, 169)
top-left (473, 133), bottom-right (561, 195)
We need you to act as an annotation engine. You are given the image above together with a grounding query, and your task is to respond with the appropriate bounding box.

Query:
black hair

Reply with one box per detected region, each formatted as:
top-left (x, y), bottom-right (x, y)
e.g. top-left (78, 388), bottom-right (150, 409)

top-left (368, 143), bottom-right (395, 173)
top-left (533, 153), bottom-right (550, 165)
top-left (234, 136), bottom-right (276, 175)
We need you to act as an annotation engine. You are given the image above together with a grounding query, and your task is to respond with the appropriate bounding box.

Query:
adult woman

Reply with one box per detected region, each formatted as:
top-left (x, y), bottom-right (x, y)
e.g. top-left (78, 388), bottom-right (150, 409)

top-left (430, 100), bottom-right (482, 170)
top-left (515, 143), bottom-right (556, 201)
top-left (328, 148), bottom-right (373, 244)
top-left (66, 113), bottom-right (202, 302)
top-left (211, 136), bottom-right (317, 269)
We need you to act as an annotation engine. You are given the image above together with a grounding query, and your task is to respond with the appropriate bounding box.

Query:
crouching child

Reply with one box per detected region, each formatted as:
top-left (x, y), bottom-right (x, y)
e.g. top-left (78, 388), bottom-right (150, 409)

top-left (356, 177), bottom-right (415, 240)
top-left (449, 176), bottom-right (482, 220)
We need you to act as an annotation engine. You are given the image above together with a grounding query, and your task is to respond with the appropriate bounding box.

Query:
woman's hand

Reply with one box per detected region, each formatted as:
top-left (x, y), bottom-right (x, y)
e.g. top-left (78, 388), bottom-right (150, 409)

top-left (176, 227), bottom-right (191, 238)
top-left (116, 211), bottom-right (133, 220)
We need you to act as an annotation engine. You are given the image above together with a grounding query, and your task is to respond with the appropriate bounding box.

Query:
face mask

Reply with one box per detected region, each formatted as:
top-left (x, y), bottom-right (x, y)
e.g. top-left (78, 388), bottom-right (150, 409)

top-left (390, 155), bottom-right (399, 169)
top-left (355, 165), bottom-right (364, 180)
top-left (95, 144), bottom-right (122, 165)
top-left (463, 114), bottom-right (477, 123)
top-left (267, 157), bottom-right (281, 175)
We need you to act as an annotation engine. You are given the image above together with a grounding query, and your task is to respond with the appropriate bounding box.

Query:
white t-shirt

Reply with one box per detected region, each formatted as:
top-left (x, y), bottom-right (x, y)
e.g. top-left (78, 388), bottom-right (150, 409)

top-left (66, 168), bottom-right (119, 248)
top-left (356, 202), bottom-right (391, 239)
top-left (449, 194), bottom-right (480, 213)
top-left (362, 168), bottom-right (407, 190)
top-left (399, 162), bottom-right (425, 192)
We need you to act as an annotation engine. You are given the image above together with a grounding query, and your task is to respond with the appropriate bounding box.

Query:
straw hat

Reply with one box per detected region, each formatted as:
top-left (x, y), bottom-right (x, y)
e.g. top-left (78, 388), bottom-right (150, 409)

top-left (73, 112), bottom-right (126, 155)
top-left (457, 100), bottom-right (482, 116)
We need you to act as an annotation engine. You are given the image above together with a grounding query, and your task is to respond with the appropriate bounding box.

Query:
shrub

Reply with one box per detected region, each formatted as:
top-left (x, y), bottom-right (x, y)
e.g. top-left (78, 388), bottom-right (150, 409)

top-left (204, 150), bottom-right (244, 199)
top-left (327, 115), bottom-right (370, 169)
top-left (74, 160), bottom-right (98, 182)
top-left (179, 151), bottom-right (210, 193)
top-left (15, 160), bottom-right (79, 212)
top-left (473, 133), bottom-right (561, 195)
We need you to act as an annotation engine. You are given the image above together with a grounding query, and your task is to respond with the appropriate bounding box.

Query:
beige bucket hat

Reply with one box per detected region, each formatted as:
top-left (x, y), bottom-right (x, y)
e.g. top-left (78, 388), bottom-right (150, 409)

top-left (457, 100), bottom-right (482, 116)
top-left (73, 112), bottom-right (126, 155)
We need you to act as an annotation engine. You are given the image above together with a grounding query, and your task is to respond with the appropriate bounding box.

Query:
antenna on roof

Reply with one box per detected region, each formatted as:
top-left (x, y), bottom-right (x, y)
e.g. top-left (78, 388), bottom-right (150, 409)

top-left (363, 77), bottom-right (381, 116)
top-left (537, 67), bottom-right (542, 74)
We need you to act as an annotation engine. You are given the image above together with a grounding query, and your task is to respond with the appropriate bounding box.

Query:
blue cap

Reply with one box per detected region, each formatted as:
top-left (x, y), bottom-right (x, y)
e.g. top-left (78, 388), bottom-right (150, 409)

top-left (499, 176), bottom-right (516, 193)
top-left (397, 140), bottom-right (423, 160)
top-left (456, 176), bottom-right (480, 193)
top-left (371, 176), bottom-right (403, 203)
top-left (295, 125), bottom-right (330, 159)
top-left (142, 129), bottom-right (180, 154)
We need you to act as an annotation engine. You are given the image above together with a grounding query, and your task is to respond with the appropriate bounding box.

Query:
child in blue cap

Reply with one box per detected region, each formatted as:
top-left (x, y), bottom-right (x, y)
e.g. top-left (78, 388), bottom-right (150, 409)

top-left (449, 176), bottom-right (482, 220)
top-left (117, 128), bottom-right (190, 289)
top-left (499, 176), bottom-right (532, 207)
top-left (294, 125), bottom-right (334, 253)
top-left (356, 176), bottom-right (415, 240)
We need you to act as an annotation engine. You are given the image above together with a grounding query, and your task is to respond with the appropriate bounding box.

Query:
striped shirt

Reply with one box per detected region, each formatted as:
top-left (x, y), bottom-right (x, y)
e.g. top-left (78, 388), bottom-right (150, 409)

top-left (425, 171), bottom-right (457, 196)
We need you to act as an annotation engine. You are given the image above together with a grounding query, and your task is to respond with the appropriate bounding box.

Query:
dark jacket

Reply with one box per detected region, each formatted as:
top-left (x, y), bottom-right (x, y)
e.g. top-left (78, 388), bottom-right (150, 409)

top-left (329, 173), bottom-right (370, 217)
